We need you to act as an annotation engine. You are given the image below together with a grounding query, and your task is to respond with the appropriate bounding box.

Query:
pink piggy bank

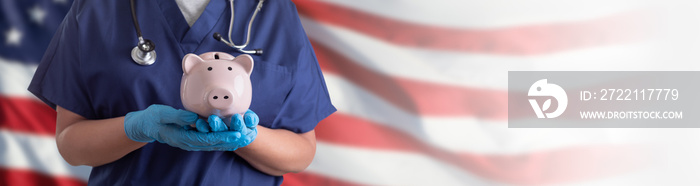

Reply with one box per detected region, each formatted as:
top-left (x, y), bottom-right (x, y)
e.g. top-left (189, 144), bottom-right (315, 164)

top-left (180, 52), bottom-right (253, 118)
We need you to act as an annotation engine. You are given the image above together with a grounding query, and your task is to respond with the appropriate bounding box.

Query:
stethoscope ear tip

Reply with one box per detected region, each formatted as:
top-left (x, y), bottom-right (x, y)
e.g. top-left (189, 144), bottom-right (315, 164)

top-left (213, 33), bottom-right (223, 41)
top-left (213, 32), bottom-right (263, 56)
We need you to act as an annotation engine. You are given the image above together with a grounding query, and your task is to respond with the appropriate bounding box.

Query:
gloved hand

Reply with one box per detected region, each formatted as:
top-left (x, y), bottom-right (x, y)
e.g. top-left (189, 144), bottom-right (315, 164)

top-left (124, 104), bottom-right (198, 142)
top-left (124, 105), bottom-right (256, 151)
top-left (195, 109), bottom-right (259, 149)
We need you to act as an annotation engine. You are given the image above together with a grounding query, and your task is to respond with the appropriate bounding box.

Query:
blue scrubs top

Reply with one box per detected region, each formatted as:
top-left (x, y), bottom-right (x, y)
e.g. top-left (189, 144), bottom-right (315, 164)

top-left (28, 0), bottom-right (335, 185)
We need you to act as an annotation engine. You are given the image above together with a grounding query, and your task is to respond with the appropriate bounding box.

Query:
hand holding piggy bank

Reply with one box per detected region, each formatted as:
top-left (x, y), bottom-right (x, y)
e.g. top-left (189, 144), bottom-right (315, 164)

top-left (180, 52), bottom-right (253, 118)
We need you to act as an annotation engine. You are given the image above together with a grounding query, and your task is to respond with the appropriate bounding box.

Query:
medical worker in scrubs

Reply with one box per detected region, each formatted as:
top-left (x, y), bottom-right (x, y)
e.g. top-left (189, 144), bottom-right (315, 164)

top-left (28, 0), bottom-right (335, 185)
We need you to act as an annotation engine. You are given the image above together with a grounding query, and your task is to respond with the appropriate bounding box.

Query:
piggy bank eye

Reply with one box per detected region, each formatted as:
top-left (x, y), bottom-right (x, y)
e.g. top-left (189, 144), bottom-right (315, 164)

top-left (228, 67), bottom-right (232, 71)
top-left (207, 67), bottom-right (213, 71)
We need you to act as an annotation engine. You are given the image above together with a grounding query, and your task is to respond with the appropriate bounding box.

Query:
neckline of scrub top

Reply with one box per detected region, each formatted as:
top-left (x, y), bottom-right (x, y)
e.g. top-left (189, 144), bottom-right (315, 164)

top-left (157, 0), bottom-right (226, 53)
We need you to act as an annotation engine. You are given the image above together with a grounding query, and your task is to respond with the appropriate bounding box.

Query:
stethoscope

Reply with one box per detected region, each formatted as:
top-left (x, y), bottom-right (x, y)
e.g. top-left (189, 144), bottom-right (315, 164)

top-left (130, 0), bottom-right (265, 66)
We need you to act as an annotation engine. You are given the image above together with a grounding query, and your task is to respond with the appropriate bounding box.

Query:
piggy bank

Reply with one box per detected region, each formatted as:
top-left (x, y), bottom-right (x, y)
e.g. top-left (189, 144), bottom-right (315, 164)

top-left (180, 52), bottom-right (253, 118)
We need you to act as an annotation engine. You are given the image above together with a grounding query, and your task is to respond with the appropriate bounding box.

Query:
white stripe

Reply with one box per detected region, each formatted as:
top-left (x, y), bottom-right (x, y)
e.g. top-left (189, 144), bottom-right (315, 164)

top-left (0, 129), bottom-right (91, 181)
top-left (310, 142), bottom-right (660, 186)
top-left (307, 142), bottom-right (498, 186)
top-left (320, 0), bottom-right (656, 29)
top-left (0, 57), bottom-right (38, 98)
top-left (311, 141), bottom-right (660, 186)
top-left (323, 73), bottom-right (644, 154)
top-left (302, 17), bottom-right (660, 90)
top-left (563, 168), bottom-right (661, 186)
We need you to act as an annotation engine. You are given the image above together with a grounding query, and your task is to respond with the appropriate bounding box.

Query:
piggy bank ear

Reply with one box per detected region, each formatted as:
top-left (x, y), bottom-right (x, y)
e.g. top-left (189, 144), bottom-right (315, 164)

top-left (182, 54), bottom-right (204, 74)
top-left (233, 54), bottom-right (254, 75)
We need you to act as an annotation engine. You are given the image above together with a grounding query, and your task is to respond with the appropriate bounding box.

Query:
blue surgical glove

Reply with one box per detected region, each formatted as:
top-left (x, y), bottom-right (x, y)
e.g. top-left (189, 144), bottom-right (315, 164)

top-left (195, 109), bottom-right (259, 149)
top-left (124, 104), bottom-right (198, 142)
top-left (124, 105), bottom-right (255, 151)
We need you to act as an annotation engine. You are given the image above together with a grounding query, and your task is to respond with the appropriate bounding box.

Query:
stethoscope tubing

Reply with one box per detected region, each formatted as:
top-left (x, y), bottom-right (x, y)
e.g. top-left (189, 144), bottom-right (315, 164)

top-left (222, 0), bottom-right (265, 55)
top-left (131, 0), bottom-right (264, 66)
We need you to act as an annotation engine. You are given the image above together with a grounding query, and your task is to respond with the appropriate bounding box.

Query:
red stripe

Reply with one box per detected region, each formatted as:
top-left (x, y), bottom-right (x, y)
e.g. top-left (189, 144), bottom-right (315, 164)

top-left (283, 172), bottom-right (362, 186)
top-left (0, 96), bottom-right (56, 136)
top-left (312, 40), bottom-right (510, 119)
top-left (295, 1), bottom-right (655, 55)
top-left (0, 167), bottom-right (86, 186)
top-left (316, 113), bottom-right (652, 185)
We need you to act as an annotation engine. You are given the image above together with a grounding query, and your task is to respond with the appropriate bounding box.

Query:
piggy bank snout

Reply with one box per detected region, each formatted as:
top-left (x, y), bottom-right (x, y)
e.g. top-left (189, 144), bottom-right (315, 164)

top-left (207, 88), bottom-right (234, 110)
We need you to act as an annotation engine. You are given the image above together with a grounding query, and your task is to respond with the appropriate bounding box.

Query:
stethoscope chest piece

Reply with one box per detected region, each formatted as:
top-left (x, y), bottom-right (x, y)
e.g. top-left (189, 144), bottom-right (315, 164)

top-left (130, 0), bottom-right (156, 66)
top-left (131, 39), bottom-right (157, 66)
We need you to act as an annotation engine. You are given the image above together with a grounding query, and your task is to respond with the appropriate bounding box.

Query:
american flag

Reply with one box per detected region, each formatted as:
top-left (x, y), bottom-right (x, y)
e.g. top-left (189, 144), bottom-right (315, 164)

top-left (1, 0), bottom-right (91, 185)
top-left (0, 0), bottom-right (676, 185)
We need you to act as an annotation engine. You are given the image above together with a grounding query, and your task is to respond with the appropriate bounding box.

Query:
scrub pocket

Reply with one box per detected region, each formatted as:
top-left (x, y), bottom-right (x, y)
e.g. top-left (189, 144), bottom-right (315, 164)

top-left (248, 62), bottom-right (292, 127)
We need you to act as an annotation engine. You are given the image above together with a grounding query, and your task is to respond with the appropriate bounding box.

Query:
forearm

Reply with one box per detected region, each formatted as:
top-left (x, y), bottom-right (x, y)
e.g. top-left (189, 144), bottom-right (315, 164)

top-left (56, 107), bottom-right (146, 166)
top-left (234, 127), bottom-right (316, 176)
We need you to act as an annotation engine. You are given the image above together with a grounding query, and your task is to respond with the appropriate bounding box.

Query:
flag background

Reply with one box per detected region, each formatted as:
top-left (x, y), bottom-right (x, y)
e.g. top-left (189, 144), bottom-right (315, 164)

top-left (2, 0), bottom-right (700, 185)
